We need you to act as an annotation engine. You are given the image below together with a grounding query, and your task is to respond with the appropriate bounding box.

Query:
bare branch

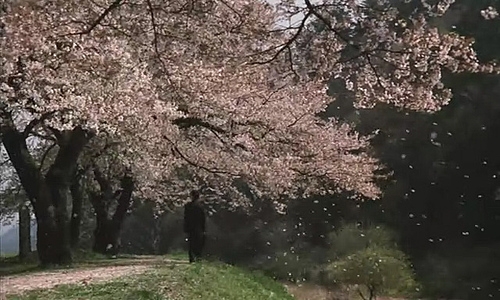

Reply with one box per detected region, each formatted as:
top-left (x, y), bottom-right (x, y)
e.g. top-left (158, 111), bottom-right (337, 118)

top-left (0, 158), bottom-right (11, 167)
top-left (304, 0), bottom-right (354, 47)
top-left (93, 165), bottom-right (113, 197)
top-left (287, 112), bottom-right (308, 128)
top-left (163, 135), bottom-right (237, 176)
top-left (251, 11), bottom-right (312, 65)
top-left (365, 54), bottom-right (384, 88)
top-left (146, 0), bottom-right (163, 67)
top-left (218, 0), bottom-right (245, 31)
top-left (65, 0), bottom-right (123, 35)
top-left (171, 144), bottom-right (236, 176)
top-left (23, 110), bottom-right (59, 138)
top-left (28, 131), bottom-right (56, 142)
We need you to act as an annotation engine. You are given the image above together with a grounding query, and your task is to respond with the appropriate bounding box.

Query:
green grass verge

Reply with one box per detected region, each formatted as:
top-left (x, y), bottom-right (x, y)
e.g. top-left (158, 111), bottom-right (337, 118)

top-left (0, 252), bottom-right (40, 276)
top-left (6, 261), bottom-right (295, 300)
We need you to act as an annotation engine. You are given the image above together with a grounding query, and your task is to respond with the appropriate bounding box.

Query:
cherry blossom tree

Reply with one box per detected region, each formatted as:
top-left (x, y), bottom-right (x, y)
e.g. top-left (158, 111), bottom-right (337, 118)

top-left (0, 0), bottom-right (496, 264)
top-left (75, 137), bottom-right (135, 255)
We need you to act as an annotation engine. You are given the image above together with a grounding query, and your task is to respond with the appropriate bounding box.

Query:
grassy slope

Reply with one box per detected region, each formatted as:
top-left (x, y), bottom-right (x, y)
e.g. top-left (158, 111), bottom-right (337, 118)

top-left (6, 260), bottom-right (295, 300)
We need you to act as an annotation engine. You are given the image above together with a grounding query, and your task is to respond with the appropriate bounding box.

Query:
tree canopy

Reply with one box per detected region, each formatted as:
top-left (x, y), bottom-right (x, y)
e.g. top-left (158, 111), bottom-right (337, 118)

top-left (1, 0), bottom-right (497, 206)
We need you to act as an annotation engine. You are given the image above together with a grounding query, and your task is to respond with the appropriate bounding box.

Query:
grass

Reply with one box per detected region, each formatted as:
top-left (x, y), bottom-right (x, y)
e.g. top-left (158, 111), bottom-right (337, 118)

top-left (0, 253), bottom-right (17, 258)
top-left (6, 260), bottom-right (295, 300)
top-left (0, 253), bottom-right (40, 276)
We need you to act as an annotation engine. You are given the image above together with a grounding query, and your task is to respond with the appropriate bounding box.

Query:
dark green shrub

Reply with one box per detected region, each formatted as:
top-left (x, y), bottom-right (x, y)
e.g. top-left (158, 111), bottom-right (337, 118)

top-left (326, 246), bottom-right (420, 300)
top-left (416, 244), bottom-right (500, 300)
top-left (256, 247), bottom-right (328, 283)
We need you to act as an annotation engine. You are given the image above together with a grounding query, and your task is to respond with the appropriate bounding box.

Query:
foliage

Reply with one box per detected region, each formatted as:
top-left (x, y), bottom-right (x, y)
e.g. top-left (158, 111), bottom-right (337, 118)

top-left (327, 223), bottom-right (397, 259)
top-left (257, 247), bottom-right (327, 284)
top-left (2, 0), bottom-right (498, 207)
top-left (314, 223), bottom-right (420, 299)
top-left (325, 246), bottom-right (420, 300)
top-left (416, 244), bottom-right (500, 300)
top-left (6, 260), bottom-right (295, 300)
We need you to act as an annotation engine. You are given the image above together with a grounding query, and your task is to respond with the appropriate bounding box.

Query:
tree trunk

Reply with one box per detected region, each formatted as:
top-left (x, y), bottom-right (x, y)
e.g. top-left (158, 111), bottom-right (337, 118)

top-left (36, 212), bottom-right (69, 265)
top-left (152, 217), bottom-right (161, 255)
top-left (92, 218), bottom-right (120, 255)
top-left (18, 203), bottom-right (31, 261)
top-left (1, 127), bottom-right (63, 265)
top-left (92, 218), bottom-right (108, 254)
top-left (2, 124), bottom-right (92, 266)
top-left (70, 171), bottom-right (84, 249)
top-left (90, 172), bottom-right (134, 256)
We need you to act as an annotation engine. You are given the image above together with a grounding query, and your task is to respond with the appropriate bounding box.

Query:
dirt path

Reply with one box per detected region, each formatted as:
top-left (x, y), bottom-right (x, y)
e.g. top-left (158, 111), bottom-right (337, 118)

top-left (285, 283), bottom-right (411, 300)
top-left (0, 257), bottom-right (188, 298)
top-left (0, 264), bottom-right (151, 297)
top-left (285, 283), bottom-right (345, 300)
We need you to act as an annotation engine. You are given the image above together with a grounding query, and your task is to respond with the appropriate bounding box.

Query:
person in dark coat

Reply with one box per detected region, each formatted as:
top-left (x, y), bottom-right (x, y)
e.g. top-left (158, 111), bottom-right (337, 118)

top-left (183, 190), bottom-right (206, 263)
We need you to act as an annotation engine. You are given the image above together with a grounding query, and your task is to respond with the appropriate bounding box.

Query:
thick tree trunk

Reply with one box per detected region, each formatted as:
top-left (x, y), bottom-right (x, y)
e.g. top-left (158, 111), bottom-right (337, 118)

top-left (90, 172), bottom-right (134, 256)
top-left (2, 127), bottom-right (62, 265)
top-left (18, 203), bottom-right (31, 261)
top-left (70, 171), bottom-right (84, 249)
top-left (2, 124), bottom-right (92, 266)
top-left (92, 218), bottom-right (121, 255)
top-left (37, 215), bottom-right (69, 265)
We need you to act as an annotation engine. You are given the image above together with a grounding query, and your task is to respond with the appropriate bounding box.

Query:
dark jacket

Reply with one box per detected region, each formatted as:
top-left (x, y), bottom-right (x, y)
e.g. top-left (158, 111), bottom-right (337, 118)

top-left (183, 201), bottom-right (206, 234)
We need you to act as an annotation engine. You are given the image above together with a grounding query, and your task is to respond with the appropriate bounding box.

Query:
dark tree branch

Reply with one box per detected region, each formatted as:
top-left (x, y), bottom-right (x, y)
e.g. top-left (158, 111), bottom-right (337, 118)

top-left (172, 116), bottom-right (229, 145)
top-left (2, 121), bottom-right (45, 210)
top-left (22, 110), bottom-right (62, 139)
top-left (86, 141), bottom-right (121, 161)
top-left (28, 131), bottom-right (56, 142)
top-left (357, 288), bottom-right (368, 300)
top-left (0, 107), bottom-right (13, 136)
top-left (46, 126), bottom-right (65, 144)
top-left (65, 0), bottom-right (123, 35)
top-left (146, 0), bottom-right (164, 69)
top-left (172, 117), bottom-right (226, 133)
top-left (218, 0), bottom-right (245, 32)
top-left (304, 0), bottom-right (355, 47)
top-left (171, 145), bottom-right (235, 175)
top-left (0, 158), bottom-right (11, 167)
top-left (365, 54), bottom-right (384, 88)
top-left (45, 126), bottom-right (94, 191)
top-left (251, 11), bottom-right (312, 65)
top-left (287, 46), bottom-right (299, 77)
top-left (163, 135), bottom-right (236, 176)
top-left (111, 172), bottom-right (134, 224)
top-left (38, 142), bottom-right (57, 173)
top-left (287, 112), bottom-right (308, 128)
top-left (173, 116), bottom-right (272, 146)
top-left (93, 166), bottom-right (114, 199)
